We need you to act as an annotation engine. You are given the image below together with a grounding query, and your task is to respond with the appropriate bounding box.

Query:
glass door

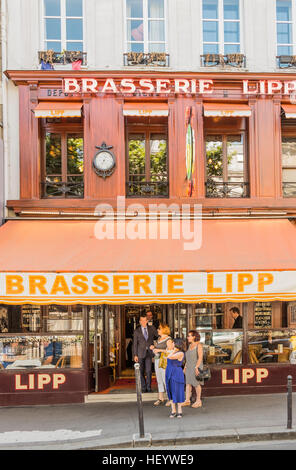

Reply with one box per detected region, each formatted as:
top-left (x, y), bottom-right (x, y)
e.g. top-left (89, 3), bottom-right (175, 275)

top-left (173, 304), bottom-right (189, 339)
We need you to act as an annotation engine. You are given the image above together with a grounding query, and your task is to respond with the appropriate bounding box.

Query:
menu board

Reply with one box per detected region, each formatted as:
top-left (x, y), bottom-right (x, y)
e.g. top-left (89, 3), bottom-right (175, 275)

top-left (254, 302), bottom-right (272, 328)
top-left (21, 305), bottom-right (41, 332)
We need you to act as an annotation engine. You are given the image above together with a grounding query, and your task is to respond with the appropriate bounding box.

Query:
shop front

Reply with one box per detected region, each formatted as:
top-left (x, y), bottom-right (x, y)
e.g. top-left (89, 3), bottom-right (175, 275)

top-left (1, 218), bottom-right (296, 405)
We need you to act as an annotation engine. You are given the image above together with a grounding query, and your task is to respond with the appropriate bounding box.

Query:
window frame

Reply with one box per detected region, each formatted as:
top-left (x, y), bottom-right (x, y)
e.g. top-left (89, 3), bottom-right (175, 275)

top-left (41, 0), bottom-right (85, 53)
top-left (201, 0), bottom-right (243, 56)
top-left (276, 0), bottom-right (296, 56)
top-left (124, 0), bottom-right (168, 54)
top-left (204, 129), bottom-right (248, 190)
top-left (281, 128), bottom-right (296, 197)
top-left (41, 119), bottom-right (84, 199)
top-left (125, 121), bottom-right (169, 197)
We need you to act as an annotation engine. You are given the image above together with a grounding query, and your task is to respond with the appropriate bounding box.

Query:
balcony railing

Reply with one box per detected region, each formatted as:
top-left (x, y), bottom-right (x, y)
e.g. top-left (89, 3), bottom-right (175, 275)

top-left (205, 181), bottom-right (249, 198)
top-left (41, 180), bottom-right (84, 198)
top-left (283, 182), bottom-right (296, 197)
top-left (38, 50), bottom-right (87, 66)
top-left (200, 53), bottom-right (246, 68)
top-left (277, 55), bottom-right (296, 69)
top-left (126, 180), bottom-right (169, 198)
top-left (123, 52), bottom-right (169, 67)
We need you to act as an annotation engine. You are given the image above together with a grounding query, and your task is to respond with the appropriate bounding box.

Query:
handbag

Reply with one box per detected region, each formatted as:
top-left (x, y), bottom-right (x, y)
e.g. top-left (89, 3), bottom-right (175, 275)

top-left (159, 352), bottom-right (168, 369)
top-left (196, 365), bottom-right (211, 381)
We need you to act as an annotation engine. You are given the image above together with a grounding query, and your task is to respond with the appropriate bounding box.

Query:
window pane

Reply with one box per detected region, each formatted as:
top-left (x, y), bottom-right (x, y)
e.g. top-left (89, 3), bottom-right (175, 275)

top-left (203, 21), bottom-right (219, 42)
top-left (46, 133), bottom-right (62, 175)
top-left (148, 42), bottom-right (165, 52)
top-left (66, 41), bottom-right (83, 51)
top-left (224, 21), bottom-right (240, 43)
top-left (126, 0), bottom-right (143, 17)
top-left (203, 43), bottom-right (219, 54)
top-left (224, 43), bottom-right (240, 53)
top-left (283, 168), bottom-right (296, 182)
top-left (150, 134), bottom-right (167, 182)
top-left (46, 41), bottom-right (62, 52)
top-left (44, 0), bottom-right (60, 16)
top-left (277, 22), bottom-right (292, 44)
top-left (224, 0), bottom-right (239, 19)
top-left (282, 137), bottom-right (296, 166)
top-left (127, 19), bottom-right (144, 41)
top-left (66, 18), bottom-right (83, 40)
top-left (148, 0), bottom-right (164, 18)
top-left (45, 18), bottom-right (61, 40)
top-left (203, 0), bottom-right (219, 19)
top-left (248, 329), bottom-right (295, 364)
top-left (67, 135), bottom-right (84, 174)
top-left (128, 136), bottom-right (146, 181)
top-left (46, 305), bottom-right (83, 332)
top-left (227, 135), bottom-right (244, 182)
top-left (0, 335), bottom-right (83, 369)
top-left (277, 45), bottom-right (292, 55)
top-left (202, 331), bottom-right (243, 365)
top-left (66, 0), bottom-right (83, 16)
top-left (149, 20), bottom-right (165, 41)
top-left (276, 0), bottom-right (292, 21)
top-left (206, 136), bottom-right (223, 181)
top-left (127, 42), bottom-right (144, 52)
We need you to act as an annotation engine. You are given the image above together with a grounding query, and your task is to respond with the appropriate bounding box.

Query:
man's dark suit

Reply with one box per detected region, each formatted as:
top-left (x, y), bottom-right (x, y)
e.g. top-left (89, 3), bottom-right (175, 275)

top-left (133, 324), bottom-right (158, 392)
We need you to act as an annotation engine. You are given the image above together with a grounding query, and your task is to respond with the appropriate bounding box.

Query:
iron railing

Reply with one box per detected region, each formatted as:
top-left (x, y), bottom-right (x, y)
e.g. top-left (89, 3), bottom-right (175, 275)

top-left (41, 180), bottom-right (84, 198)
top-left (126, 180), bottom-right (169, 197)
top-left (200, 53), bottom-right (246, 68)
top-left (205, 181), bottom-right (249, 198)
top-left (123, 52), bottom-right (169, 67)
top-left (38, 50), bottom-right (87, 66)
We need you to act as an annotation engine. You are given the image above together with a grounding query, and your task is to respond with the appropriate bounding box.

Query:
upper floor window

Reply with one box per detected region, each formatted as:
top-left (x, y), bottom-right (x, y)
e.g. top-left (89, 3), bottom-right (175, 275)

top-left (205, 116), bottom-right (249, 198)
top-left (41, 118), bottom-right (84, 198)
top-left (202, 0), bottom-right (241, 55)
top-left (276, 0), bottom-right (293, 56)
top-left (126, 0), bottom-right (166, 53)
top-left (43, 0), bottom-right (83, 52)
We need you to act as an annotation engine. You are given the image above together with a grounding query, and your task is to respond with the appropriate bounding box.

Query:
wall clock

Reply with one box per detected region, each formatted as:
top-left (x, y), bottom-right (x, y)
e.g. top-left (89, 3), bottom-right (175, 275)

top-left (93, 142), bottom-right (116, 178)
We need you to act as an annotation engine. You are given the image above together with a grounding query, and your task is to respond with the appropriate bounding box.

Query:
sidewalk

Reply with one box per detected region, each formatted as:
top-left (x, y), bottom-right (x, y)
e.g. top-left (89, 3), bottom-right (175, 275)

top-left (0, 393), bottom-right (295, 450)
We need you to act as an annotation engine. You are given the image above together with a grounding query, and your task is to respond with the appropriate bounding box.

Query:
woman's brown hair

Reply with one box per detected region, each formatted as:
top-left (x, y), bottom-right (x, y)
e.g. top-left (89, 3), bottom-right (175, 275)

top-left (158, 323), bottom-right (171, 336)
top-left (188, 330), bottom-right (200, 342)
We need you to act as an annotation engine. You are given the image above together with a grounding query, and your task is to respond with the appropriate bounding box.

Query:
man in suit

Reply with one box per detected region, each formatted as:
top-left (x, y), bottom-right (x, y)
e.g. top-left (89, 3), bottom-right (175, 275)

top-left (133, 313), bottom-right (158, 392)
top-left (230, 307), bottom-right (243, 329)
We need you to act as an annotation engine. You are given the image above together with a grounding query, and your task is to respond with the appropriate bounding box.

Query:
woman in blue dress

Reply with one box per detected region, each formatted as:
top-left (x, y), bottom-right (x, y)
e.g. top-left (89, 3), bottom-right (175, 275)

top-left (165, 338), bottom-right (185, 418)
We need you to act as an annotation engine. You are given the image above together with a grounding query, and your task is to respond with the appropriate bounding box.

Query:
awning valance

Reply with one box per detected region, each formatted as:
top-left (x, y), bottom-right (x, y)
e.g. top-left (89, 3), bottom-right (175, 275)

top-left (0, 219), bottom-right (296, 304)
top-left (282, 104), bottom-right (296, 119)
top-left (204, 103), bottom-right (252, 117)
top-left (34, 102), bottom-right (83, 118)
top-left (123, 102), bottom-right (169, 117)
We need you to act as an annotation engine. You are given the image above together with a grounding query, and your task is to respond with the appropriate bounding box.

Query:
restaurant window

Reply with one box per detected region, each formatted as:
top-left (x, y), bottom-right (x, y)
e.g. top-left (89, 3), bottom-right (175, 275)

top-left (126, 120), bottom-right (169, 197)
top-left (190, 303), bottom-right (243, 365)
top-left (205, 118), bottom-right (249, 197)
top-left (281, 136), bottom-right (296, 197)
top-left (126, 0), bottom-right (166, 53)
top-left (0, 304), bottom-right (84, 370)
top-left (41, 118), bottom-right (84, 198)
top-left (43, 0), bottom-right (84, 52)
top-left (202, 0), bottom-right (241, 56)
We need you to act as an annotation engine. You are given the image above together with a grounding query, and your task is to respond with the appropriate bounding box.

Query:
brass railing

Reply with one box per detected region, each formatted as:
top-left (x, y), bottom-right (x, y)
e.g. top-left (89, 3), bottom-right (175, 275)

top-left (123, 52), bottom-right (169, 67)
top-left (201, 53), bottom-right (246, 68)
top-left (38, 50), bottom-right (87, 66)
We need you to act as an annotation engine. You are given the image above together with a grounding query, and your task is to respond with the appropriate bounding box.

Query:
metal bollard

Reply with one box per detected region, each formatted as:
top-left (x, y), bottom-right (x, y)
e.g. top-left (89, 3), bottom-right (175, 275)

top-left (134, 362), bottom-right (145, 438)
top-left (287, 375), bottom-right (293, 430)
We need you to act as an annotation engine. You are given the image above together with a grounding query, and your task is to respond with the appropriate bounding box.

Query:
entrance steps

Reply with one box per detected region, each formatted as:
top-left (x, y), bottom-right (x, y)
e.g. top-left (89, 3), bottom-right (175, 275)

top-left (85, 392), bottom-right (159, 403)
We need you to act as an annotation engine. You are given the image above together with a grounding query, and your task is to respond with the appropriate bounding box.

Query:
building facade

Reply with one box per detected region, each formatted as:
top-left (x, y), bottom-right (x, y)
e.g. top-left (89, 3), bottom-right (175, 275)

top-left (2, 0), bottom-right (296, 405)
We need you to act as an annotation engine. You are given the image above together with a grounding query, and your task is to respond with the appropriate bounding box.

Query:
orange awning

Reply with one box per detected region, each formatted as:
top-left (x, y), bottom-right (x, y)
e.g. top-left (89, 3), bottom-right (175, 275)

top-left (123, 102), bottom-right (169, 117)
top-left (282, 104), bottom-right (296, 118)
top-left (34, 102), bottom-right (82, 118)
top-left (204, 103), bottom-right (252, 117)
top-left (0, 219), bottom-right (296, 304)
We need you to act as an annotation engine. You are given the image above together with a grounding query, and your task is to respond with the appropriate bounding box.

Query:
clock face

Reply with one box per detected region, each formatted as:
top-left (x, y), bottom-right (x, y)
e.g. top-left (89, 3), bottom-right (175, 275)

top-left (94, 151), bottom-right (115, 171)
